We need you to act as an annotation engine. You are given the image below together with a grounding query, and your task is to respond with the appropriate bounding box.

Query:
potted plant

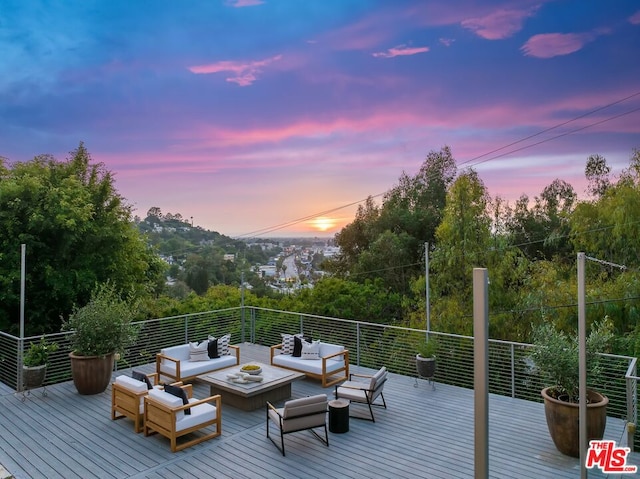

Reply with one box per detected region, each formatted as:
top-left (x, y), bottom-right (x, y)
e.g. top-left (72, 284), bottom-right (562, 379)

top-left (61, 282), bottom-right (139, 395)
top-left (529, 316), bottom-right (614, 457)
top-left (415, 337), bottom-right (438, 379)
top-left (23, 336), bottom-right (59, 389)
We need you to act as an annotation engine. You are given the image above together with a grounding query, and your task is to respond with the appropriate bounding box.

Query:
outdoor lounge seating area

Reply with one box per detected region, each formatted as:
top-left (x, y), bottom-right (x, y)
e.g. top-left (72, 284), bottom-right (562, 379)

top-left (156, 337), bottom-right (240, 383)
top-left (270, 335), bottom-right (349, 387)
top-left (1, 342), bottom-right (638, 478)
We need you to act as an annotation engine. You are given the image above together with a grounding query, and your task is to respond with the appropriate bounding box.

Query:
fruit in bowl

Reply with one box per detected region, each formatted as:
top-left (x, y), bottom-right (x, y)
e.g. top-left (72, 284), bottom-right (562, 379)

top-left (240, 364), bottom-right (262, 375)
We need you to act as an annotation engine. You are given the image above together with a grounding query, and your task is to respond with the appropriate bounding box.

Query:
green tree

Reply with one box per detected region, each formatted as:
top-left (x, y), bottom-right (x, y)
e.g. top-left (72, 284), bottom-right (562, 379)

top-left (430, 169), bottom-right (491, 334)
top-left (0, 143), bottom-right (165, 334)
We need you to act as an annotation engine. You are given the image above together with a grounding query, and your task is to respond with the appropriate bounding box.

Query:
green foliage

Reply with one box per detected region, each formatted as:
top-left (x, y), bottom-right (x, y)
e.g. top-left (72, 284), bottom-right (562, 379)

top-left (0, 143), bottom-right (165, 334)
top-left (62, 283), bottom-right (139, 356)
top-left (416, 337), bottom-right (438, 358)
top-left (23, 336), bottom-right (59, 367)
top-left (529, 316), bottom-right (614, 402)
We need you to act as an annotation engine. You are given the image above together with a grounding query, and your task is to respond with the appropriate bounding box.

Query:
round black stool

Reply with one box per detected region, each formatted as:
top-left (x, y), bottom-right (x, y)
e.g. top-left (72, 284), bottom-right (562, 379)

top-left (328, 399), bottom-right (349, 433)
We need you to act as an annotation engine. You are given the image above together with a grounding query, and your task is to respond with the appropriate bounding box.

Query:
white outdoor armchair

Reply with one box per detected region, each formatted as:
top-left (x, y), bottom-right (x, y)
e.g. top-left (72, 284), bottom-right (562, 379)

top-left (266, 394), bottom-right (329, 456)
top-left (334, 366), bottom-right (388, 422)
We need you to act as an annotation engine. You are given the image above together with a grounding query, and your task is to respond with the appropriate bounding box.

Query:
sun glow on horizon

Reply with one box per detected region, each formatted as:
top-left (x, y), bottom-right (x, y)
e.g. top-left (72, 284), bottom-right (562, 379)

top-left (310, 216), bottom-right (337, 232)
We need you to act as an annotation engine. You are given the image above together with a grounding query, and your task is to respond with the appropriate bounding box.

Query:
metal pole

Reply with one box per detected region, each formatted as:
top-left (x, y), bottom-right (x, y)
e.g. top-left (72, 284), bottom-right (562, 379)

top-left (19, 244), bottom-right (26, 392)
top-left (241, 272), bottom-right (246, 343)
top-left (473, 268), bottom-right (489, 479)
top-left (425, 242), bottom-right (430, 334)
top-left (578, 252), bottom-right (587, 478)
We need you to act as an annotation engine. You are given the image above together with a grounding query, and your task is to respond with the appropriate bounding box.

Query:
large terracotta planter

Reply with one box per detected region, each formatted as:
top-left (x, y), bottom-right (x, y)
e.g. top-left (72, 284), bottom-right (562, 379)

top-left (69, 352), bottom-right (114, 395)
top-left (541, 387), bottom-right (608, 457)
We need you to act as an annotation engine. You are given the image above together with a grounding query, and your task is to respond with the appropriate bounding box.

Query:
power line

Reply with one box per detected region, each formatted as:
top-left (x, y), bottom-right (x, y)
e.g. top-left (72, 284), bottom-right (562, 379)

top-left (235, 90), bottom-right (640, 238)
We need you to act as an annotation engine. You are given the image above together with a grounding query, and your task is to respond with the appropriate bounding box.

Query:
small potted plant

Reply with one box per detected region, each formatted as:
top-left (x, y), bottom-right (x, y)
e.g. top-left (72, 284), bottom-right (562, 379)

top-left (23, 336), bottom-right (59, 389)
top-left (528, 316), bottom-right (613, 457)
top-left (415, 337), bottom-right (438, 379)
top-left (62, 282), bottom-right (139, 395)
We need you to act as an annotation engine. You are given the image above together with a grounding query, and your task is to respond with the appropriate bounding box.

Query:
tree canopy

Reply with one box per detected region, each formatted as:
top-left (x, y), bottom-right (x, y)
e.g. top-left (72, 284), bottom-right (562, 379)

top-left (0, 143), bottom-right (165, 334)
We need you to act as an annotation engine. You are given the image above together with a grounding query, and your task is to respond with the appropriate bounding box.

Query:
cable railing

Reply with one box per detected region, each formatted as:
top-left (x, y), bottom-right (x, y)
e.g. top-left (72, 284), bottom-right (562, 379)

top-left (1, 305), bottom-right (637, 447)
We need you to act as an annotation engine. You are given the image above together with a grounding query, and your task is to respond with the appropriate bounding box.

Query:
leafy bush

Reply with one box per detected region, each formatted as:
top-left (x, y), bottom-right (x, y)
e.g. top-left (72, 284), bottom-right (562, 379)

top-left (23, 336), bottom-right (59, 367)
top-left (62, 283), bottom-right (139, 356)
top-left (529, 316), bottom-right (614, 402)
top-left (416, 337), bottom-right (438, 358)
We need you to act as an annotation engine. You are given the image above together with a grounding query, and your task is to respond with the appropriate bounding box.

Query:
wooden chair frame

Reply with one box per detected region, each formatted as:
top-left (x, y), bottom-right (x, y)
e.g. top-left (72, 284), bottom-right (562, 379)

top-left (155, 344), bottom-right (240, 383)
top-left (269, 343), bottom-right (349, 387)
top-left (143, 384), bottom-right (222, 452)
top-left (111, 372), bottom-right (159, 433)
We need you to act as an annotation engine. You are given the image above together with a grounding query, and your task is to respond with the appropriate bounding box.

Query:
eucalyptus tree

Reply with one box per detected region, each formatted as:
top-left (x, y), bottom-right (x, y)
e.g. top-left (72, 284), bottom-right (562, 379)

top-left (331, 146), bottom-right (456, 291)
top-left (430, 168), bottom-right (492, 335)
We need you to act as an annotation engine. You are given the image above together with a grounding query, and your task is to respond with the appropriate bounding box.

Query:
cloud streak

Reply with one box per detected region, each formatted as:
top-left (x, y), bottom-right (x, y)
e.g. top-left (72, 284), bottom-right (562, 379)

top-left (188, 55), bottom-right (283, 86)
top-left (372, 44), bottom-right (430, 58)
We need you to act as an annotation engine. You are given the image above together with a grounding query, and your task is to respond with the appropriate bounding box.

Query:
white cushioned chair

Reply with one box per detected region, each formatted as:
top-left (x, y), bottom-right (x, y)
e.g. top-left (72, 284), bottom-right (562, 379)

top-left (334, 366), bottom-right (388, 422)
top-left (266, 394), bottom-right (329, 456)
top-left (111, 372), bottom-right (158, 433)
top-left (143, 383), bottom-right (221, 452)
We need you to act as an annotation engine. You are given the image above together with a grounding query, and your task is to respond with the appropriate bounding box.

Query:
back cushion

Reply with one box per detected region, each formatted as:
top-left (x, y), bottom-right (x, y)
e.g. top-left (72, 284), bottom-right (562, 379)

top-left (319, 343), bottom-right (344, 358)
top-left (115, 375), bottom-right (148, 394)
top-left (369, 367), bottom-right (387, 390)
top-left (148, 388), bottom-right (184, 408)
top-left (161, 344), bottom-right (190, 361)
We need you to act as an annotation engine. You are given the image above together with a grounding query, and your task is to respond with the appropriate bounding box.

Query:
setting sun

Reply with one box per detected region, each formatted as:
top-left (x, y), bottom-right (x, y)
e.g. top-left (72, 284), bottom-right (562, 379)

top-left (311, 216), bottom-right (336, 232)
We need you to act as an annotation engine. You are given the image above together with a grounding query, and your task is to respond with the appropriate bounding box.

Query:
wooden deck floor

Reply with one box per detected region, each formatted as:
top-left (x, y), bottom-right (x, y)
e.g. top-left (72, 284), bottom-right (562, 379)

top-left (0, 343), bottom-right (638, 479)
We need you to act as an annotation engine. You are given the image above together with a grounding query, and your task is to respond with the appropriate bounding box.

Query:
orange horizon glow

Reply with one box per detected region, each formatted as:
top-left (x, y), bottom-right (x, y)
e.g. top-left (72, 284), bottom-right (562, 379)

top-left (310, 216), bottom-right (338, 232)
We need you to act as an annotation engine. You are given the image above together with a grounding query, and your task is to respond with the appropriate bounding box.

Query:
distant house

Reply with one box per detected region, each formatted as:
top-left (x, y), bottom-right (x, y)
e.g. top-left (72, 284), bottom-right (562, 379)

top-left (223, 253), bottom-right (235, 262)
top-left (259, 265), bottom-right (277, 277)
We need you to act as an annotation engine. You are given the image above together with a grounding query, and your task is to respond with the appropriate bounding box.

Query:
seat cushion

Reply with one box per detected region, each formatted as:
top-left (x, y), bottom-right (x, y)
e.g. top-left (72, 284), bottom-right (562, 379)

top-left (176, 401), bottom-right (218, 432)
top-left (272, 355), bottom-right (345, 375)
top-left (159, 354), bottom-right (237, 378)
top-left (336, 384), bottom-right (368, 403)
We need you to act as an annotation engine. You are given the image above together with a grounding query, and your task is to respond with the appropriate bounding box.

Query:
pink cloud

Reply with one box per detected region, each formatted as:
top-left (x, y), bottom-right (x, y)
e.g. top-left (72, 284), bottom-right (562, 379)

top-left (188, 54), bottom-right (282, 86)
top-left (372, 44), bottom-right (429, 58)
top-left (461, 6), bottom-right (539, 40)
top-left (630, 11), bottom-right (640, 25)
top-left (521, 32), bottom-right (595, 58)
top-left (225, 0), bottom-right (263, 7)
top-left (439, 38), bottom-right (455, 47)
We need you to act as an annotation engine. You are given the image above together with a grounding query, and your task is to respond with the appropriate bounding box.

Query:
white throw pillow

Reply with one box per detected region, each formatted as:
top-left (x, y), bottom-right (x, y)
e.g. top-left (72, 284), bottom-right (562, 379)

top-left (300, 339), bottom-right (321, 360)
top-left (189, 341), bottom-right (209, 361)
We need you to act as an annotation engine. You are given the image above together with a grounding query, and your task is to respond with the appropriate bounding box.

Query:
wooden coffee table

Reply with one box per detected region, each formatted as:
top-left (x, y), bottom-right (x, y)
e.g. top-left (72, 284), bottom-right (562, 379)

top-left (198, 363), bottom-right (305, 411)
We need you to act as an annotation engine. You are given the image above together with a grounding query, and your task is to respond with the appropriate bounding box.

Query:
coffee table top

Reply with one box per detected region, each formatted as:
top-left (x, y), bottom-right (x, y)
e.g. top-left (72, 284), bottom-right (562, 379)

top-left (198, 363), bottom-right (305, 397)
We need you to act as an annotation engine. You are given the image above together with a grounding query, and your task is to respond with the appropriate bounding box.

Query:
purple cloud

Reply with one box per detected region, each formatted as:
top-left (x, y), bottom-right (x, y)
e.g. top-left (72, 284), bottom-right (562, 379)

top-left (630, 11), bottom-right (640, 24)
top-left (372, 44), bottom-right (429, 58)
top-left (462, 6), bottom-right (539, 40)
top-left (188, 55), bottom-right (283, 86)
top-left (521, 32), bottom-right (596, 58)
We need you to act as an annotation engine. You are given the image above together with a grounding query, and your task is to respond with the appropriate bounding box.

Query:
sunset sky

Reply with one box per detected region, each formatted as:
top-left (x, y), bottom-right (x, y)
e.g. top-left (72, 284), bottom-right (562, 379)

top-left (1, 0), bottom-right (639, 237)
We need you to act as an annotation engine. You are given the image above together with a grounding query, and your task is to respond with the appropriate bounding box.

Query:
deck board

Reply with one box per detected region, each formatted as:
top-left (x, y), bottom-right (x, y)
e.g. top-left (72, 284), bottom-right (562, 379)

top-left (0, 343), bottom-right (638, 479)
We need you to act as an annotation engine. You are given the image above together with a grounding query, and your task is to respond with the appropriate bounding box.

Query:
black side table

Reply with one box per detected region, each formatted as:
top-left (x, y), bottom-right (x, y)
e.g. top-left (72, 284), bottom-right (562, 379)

top-left (328, 399), bottom-right (349, 433)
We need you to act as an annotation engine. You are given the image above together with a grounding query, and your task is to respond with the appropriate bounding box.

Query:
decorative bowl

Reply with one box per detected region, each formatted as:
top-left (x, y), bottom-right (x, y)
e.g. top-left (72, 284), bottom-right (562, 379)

top-left (240, 365), bottom-right (262, 375)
